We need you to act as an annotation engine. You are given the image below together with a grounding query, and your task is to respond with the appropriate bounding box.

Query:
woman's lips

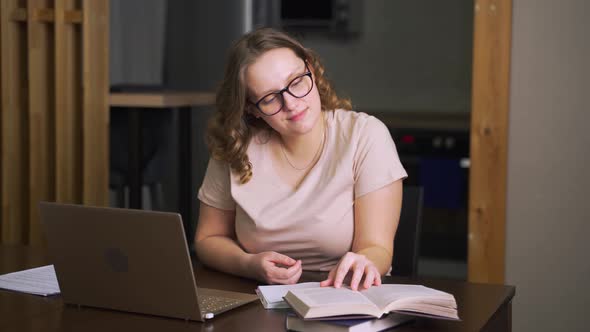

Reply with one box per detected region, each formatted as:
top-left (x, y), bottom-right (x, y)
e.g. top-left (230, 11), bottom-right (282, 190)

top-left (288, 109), bottom-right (307, 121)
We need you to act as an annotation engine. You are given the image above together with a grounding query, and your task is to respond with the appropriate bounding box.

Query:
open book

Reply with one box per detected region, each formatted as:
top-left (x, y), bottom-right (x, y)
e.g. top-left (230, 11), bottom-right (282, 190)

top-left (284, 284), bottom-right (459, 320)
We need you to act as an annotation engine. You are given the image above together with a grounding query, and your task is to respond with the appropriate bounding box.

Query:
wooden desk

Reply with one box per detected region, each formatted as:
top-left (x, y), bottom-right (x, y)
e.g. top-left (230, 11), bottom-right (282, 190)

top-left (1, 245), bottom-right (514, 332)
top-left (109, 91), bottom-right (215, 239)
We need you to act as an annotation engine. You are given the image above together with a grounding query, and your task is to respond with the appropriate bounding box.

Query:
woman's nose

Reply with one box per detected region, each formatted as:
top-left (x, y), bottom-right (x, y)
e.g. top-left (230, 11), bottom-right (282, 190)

top-left (281, 93), bottom-right (305, 112)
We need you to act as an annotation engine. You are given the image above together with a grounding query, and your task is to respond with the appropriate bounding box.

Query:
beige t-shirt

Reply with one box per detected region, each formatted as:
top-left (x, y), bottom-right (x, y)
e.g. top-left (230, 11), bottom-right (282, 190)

top-left (198, 109), bottom-right (407, 271)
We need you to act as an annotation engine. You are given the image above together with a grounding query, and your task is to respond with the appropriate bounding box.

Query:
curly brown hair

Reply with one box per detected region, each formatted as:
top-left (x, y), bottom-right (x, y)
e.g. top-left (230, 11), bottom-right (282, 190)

top-left (207, 27), bottom-right (352, 184)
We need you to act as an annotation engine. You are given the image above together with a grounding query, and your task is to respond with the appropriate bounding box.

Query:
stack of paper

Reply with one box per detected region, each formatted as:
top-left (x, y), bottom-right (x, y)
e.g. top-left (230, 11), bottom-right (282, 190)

top-left (256, 282), bottom-right (320, 309)
top-left (0, 265), bottom-right (61, 296)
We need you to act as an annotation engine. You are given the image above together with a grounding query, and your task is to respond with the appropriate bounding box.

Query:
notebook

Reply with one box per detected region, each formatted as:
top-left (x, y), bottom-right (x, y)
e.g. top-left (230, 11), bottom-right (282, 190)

top-left (39, 202), bottom-right (258, 321)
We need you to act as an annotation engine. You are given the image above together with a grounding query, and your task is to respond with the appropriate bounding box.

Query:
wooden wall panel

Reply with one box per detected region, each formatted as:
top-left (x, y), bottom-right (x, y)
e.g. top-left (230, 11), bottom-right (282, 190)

top-left (81, 0), bottom-right (109, 206)
top-left (27, 0), bottom-right (55, 244)
top-left (55, 0), bottom-right (82, 204)
top-left (0, 0), bottom-right (108, 245)
top-left (468, 0), bottom-right (512, 283)
top-left (1, 0), bottom-right (29, 244)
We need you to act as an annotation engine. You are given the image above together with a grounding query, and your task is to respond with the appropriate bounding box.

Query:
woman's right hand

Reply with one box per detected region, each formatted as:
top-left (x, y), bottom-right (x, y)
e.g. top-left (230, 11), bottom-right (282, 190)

top-left (247, 251), bottom-right (302, 284)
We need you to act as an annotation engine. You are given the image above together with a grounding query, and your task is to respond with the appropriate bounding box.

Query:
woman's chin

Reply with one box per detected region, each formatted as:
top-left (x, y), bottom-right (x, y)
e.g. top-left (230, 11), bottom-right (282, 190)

top-left (292, 111), bottom-right (321, 134)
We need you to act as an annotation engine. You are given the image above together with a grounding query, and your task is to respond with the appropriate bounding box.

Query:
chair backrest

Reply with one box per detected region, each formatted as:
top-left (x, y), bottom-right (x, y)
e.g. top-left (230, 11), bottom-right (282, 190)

top-left (391, 186), bottom-right (424, 277)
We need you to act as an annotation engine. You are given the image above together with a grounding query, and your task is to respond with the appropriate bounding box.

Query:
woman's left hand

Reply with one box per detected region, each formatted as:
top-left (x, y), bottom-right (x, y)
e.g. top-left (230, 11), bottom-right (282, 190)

top-left (319, 252), bottom-right (382, 291)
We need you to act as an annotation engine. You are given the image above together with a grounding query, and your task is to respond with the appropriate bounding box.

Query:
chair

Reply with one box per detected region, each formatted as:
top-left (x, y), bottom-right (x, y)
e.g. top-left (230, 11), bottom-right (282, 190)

top-left (391, 186), bottom-right (424, 277)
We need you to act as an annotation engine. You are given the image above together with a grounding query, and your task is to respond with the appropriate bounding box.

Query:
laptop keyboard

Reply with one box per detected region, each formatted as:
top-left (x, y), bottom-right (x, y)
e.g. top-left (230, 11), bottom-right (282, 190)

top-left (199, 294), bottom-right (243, 314)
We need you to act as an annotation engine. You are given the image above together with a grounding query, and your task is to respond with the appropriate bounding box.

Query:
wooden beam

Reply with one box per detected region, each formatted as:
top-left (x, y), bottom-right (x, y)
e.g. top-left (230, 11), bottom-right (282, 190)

top-left (64, 10), bottom-right (82, 23)
top-left (468, 0), bottom-right (512, 283)
top-left (32, 8), bottom-right (54, 22)
top-left (27, 0), bottom-right (55, 245)
top-left (82, 0), bottom-right (109, 206)
top-left (1, 0), bottom-right (29, 244)
top-left (55, 0), bottom-right (82, 204)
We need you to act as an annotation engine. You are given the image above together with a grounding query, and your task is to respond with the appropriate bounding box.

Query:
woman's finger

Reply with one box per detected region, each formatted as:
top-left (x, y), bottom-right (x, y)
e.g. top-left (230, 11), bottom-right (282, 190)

top-left (320, 268), bottom-right (336, 287)
top-left (268, 259), bottom-right (301, 282)
top-left (285, 265), bottom-right (303, 284)
top-left (374, 269), bottom-right (382, 286)
top-left (349, 262), bottom-right (366, 291)
top-left (273, 262), bottom-right (303, 285)
top-left (276, 260), bottom-right (302, 281)
top-left (363, 267), bottom-right (376, 289)
top-left (268, 252), bottom-right (297, 267)
top-left (333, 256), bottom-right (354, 288)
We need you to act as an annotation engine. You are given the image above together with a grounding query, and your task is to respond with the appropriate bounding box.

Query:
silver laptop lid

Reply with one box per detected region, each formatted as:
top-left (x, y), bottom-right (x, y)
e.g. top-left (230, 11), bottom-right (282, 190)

top-left (39, 202), bottom-right (204, 321)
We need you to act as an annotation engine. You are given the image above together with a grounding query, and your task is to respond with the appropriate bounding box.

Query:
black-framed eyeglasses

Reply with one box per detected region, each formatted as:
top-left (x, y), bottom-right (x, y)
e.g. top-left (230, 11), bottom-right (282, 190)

top-left (249, 68), bottom-right (314, 116)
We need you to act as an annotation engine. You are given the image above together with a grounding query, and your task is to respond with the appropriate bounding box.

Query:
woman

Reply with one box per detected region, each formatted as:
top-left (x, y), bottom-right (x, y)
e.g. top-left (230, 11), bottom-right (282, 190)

top-left (195, 28), bottom-right (406, 291)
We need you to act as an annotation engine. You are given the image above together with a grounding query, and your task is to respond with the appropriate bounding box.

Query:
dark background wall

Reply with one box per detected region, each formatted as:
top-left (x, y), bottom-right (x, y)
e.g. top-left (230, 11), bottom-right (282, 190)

top-left (111, 0), bottom-right (473, 112)
top-left (110, 0), bottom-right (166, 86)
top-left (164, 0), bottom-right (249, 90)
top-left (300, 1), bottom-right (473, 113)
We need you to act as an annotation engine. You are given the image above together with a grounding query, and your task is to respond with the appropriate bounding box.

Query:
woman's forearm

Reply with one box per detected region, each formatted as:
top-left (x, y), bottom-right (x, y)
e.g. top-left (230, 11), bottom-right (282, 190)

top-left (194, 236), bottom-right (255, 280)
top-left (356, 246), bottom-right (393, 276)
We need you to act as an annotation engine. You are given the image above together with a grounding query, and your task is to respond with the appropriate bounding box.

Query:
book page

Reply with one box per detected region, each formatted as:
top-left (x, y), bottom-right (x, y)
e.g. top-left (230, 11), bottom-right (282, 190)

top-left (361, 284), bottom-right (454, 311)
top-left (290, 287), bottom-right (377, 307)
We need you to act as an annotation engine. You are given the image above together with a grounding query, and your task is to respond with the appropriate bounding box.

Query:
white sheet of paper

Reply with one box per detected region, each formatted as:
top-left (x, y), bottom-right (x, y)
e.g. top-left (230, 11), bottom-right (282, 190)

top-left (0, 265), bottom-right (61, 296)
top-left (256, 282), bottom-right (321, 309)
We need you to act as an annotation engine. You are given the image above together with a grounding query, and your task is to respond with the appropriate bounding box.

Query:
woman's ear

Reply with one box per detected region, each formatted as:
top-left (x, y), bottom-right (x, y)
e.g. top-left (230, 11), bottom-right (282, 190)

top-left (246, 103), bottom-right (261, 118)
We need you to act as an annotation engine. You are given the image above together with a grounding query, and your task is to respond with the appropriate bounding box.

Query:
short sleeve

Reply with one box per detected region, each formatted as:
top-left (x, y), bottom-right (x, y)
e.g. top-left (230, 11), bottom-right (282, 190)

top-left (353, 116), bottom-right (407, 198)
top-left (197, 158), bottom-right (236, 211)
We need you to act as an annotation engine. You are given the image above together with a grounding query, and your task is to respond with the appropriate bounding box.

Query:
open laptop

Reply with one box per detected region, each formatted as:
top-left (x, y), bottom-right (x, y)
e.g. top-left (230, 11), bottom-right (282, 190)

top-left (39, 202), bottom-right (258, 321)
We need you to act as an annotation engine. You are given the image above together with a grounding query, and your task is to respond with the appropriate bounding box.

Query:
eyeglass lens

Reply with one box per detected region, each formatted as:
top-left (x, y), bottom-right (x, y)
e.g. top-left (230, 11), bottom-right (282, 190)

top-left (257, 73), bottom-right (312, 115)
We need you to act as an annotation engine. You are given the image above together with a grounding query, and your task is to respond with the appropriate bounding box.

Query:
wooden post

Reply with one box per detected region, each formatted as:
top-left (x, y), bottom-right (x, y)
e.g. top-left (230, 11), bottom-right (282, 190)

top-left (55, 0), bottom-right (83, 204)
top-left (27, 0), bottom-right (55, 244)
top-left (469, 0), bottom-right (512, 283)
top-left (1, 0), bottom-right (29, 244)
top-left (82, 0), bottom-right (109, 206)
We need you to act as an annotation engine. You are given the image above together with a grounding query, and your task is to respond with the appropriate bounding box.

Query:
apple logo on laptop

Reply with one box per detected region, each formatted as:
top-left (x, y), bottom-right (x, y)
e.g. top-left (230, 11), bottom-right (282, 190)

top-left (104, 248), bottom-right (128, 273)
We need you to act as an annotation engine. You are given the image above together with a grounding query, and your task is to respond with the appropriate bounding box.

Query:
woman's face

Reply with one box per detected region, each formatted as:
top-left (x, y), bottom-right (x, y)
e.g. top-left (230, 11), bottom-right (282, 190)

top-left (245, 48), bottom-right (322, 138)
